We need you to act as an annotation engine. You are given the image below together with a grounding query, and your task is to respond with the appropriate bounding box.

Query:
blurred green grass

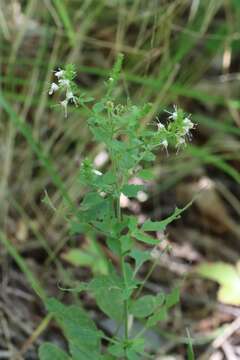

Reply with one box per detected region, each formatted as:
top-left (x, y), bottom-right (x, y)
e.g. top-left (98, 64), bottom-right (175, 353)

top-left (1, 0), bottom-right (240, 291)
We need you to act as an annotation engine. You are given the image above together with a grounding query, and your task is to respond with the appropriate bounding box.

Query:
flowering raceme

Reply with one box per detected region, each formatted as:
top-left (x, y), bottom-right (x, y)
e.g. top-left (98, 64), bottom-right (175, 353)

top-left (49, 65), bottom-right (78, 117)
top-left (154, 105), bottom-right (195, 152)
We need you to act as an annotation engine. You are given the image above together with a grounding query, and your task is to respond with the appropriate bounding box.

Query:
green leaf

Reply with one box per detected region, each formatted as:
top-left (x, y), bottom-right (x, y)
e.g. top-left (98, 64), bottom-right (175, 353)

top-left (89, 274), bottom-right (124, 322)
top-left (45, 298), bottom-right (101, 356)
top-left (70, 343), bottom-right (103, 360)
top-left (137, 169), bottom-right (154, 181)
top-left (126, 349), bottom-right (140, 360)
top-left (102, 355), bottom-right (115, 360)
top-left (142, 202), bottom-right (192, 232)
top-left (187, 330), bottom-right (195, 360)
top-left (62, 244), bottom-right (108, 275)
top-left (196, 262), bottom-right (240, 305)
top-left (122, 263), bottom-right (139, 299)
top-left (58, 282), bottom-right (89, 294)
top-left (130, 295), bottom-right (156, 318)
top-left (69, 221), bottom-right (92, 235)
top-left (128, 216), bottom-right (138, 232)
top-left (106, 237), bottom-right (121, 256)
top-left (93, 101), bottom-right (105, 113)
top-left (142, 150), bottom-right (156, 162)
top-left (146, 306), bottom-right (168, 327)
top-left (81, 192), bottom-right (104, 209)
top-left (120, 235), bottom-right (133, 253)
top-left (39, 343), bottom-right (70, 360)
top-left (129, 338), bottom-right (145, 354)
top-left (108, 344), bottom-right (125, 357)
top-left (129, 249), bottom-right (151, 272)
top-left (79, 192), bottom-right (112, 222)
top-left (94, 171), bottom-right (117, 193)
top-left (165, 287), bottom-right (180, 308)
top-left (133, 230), bottom-right (159, 245)
top-left (122, 184), bottom-right (144, 198)
top-left (127, 216), bottom-right (159, 245)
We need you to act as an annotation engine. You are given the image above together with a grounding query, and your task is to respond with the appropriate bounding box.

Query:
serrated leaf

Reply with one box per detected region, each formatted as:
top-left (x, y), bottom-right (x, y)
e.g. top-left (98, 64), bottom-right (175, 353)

top-left (142, 202), bottom-right (192, 232)
top-left (39, 343), bottom-right (70, 360)
top-left (122, 184), bottom-right (144, 198)
top-left (130, 295), bottom-right (156, 318)
top-left (89, 274), bottom-right (124, 322)
top-left (45, 298), bottom-right (101, 355)
top-left (196, 262), bottom-right (240, 305)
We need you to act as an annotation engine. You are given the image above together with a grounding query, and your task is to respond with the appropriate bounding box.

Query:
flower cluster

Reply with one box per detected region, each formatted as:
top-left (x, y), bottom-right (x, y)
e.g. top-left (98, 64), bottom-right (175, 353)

top-left (49, 65), bottom-right (78, 117)
top-left (156, 105), bottom-right (194, 151)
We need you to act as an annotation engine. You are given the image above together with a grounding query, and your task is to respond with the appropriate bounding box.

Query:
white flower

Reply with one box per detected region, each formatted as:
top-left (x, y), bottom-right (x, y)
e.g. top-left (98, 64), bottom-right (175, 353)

top-left (109, 77), bottom-right (114, 82)
top-left (60, 99), bottom-right (68, 117)
top-left (161, 139), bottom-right (168, 149)
top-left (157, 122), bottom-right (165, 130)
top-left (167, 105), bottom-right (178, 120)
top-left (55, 69), bottom-right (65, 78)
top-left (66, 89), bottom-right (74, 100)
top-left (184, 118), bottom-right (194, 129)
top-left (59, 79), bottom-right (70, 87)
top-left (92, 169), bottom-right (102, 176)
top-left (49, 82), bottom-right (59, 95)
top-left (177, 137), bottom-right (185, 146)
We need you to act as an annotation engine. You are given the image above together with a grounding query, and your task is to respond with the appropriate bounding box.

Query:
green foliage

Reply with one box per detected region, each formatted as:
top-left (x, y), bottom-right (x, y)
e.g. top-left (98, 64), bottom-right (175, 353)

top-left (40, 55), bottom-right (195, 359)
top-left (186, 329), bottom-right (195, 360)
top-left (43, 298), bottom-right (102, 359)
top-left (129, 295), bottom-right (156, 318)
top-left (196, 261), bottom-right (240, 305)
top-left (89, 273), bottom-right (125, 322)
top-left (62, 242), bottom-right (108, 275)
top-left (142, 202), bottom-right (192, 232)
top-left (39, 343), bottom-right (70, 360)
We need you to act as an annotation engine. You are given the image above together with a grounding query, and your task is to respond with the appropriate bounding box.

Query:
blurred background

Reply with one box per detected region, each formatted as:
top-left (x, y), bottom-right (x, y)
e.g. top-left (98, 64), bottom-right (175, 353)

top-left (0, 1), bottom-right (240, 359)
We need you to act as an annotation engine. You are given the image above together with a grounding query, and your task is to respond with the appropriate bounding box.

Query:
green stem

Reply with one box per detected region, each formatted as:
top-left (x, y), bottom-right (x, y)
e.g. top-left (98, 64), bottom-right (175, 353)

top-left (116, 195), bottom-right (129, 358)
top-left (135, 245), bottom-right (170, 299)
top-left (108, 109), bottom-right (129, 358)
top-left (117, 199), bottom-right (129, 357)
top-left (121, 253), bottom-right (129, 341)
